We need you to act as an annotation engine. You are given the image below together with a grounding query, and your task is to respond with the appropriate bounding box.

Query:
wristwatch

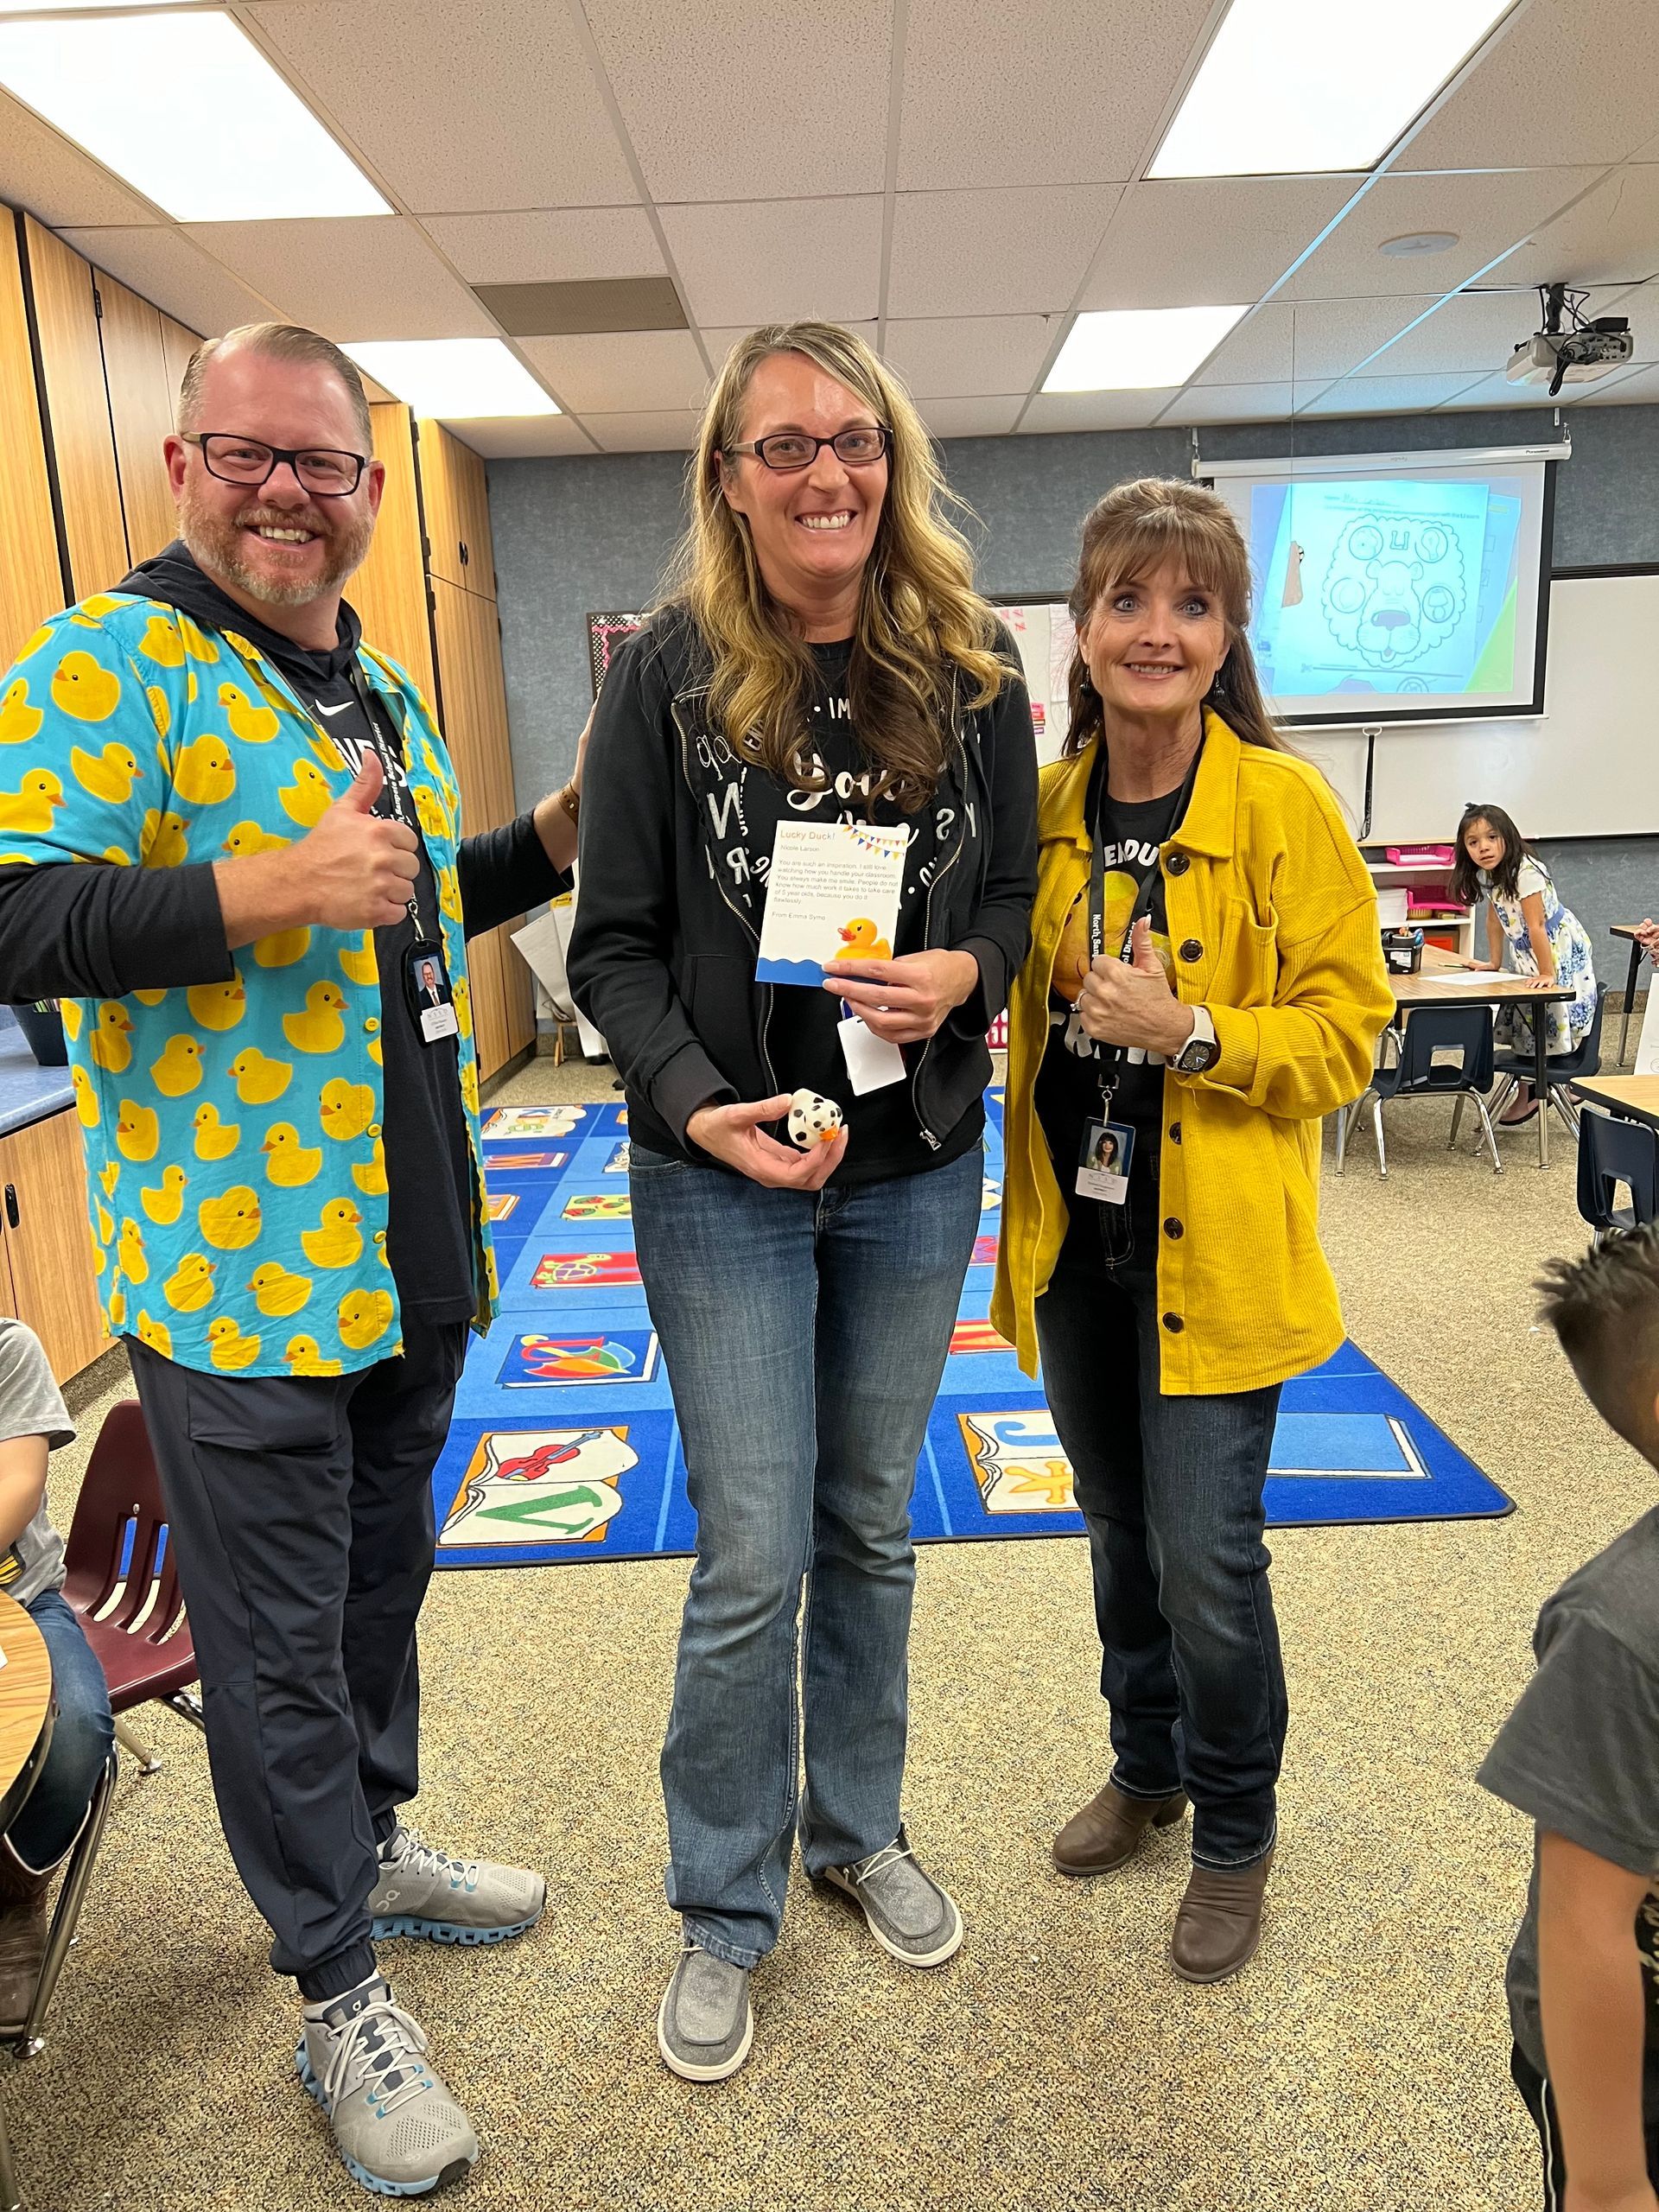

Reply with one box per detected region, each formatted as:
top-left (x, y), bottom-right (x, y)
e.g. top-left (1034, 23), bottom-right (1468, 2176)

top-left (556, 780), bottom-right (581, 827)
top-left (1173, 1005), bottom-right (1219, 1075)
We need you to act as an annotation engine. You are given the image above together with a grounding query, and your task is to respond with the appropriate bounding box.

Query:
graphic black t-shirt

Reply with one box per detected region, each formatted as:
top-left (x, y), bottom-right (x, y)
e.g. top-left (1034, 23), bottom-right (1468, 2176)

top-left (1034, 753), bottom-right (1183, 1207)
top-left (752, 640), bottom-right (982, 1185)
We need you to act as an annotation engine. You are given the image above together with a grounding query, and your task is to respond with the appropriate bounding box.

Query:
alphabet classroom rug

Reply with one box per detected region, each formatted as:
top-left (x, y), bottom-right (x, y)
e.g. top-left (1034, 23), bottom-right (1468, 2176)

top-left (431, 1093), bottom-right (1512, 1570)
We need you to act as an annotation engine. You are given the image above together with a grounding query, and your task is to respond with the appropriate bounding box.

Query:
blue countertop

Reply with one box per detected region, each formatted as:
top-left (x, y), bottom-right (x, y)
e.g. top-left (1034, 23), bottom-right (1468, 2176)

top-left (0, 1011), bottom-right (75, 1140)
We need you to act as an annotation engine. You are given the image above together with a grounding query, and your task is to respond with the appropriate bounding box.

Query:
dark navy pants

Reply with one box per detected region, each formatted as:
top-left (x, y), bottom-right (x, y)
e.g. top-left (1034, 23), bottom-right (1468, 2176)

top-left (127, 1319), bottom-right (467, 2000)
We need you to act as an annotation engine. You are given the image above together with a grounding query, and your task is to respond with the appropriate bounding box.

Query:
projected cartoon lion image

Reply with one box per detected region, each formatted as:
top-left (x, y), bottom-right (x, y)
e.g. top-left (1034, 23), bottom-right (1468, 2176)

top-left (1320, 514), bottom-right (1466, 670)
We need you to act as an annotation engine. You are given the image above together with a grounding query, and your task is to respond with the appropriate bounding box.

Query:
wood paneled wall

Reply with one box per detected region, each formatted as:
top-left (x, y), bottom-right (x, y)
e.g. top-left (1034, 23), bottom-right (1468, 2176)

top-left (98, 272), bottom-right (178, 567)
top-left (0, 219), bottom-right (62, 670)
top-left (23, 213), bottom-right (128, 601)
top-left (353, 403), bottom-right (439, 705)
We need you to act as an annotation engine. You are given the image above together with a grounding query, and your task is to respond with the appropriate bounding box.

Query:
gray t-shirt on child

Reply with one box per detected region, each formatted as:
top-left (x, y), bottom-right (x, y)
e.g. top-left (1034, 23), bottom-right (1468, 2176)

top-left (0, 1318), bottom-right (73, 1606)
top-left (1477, 1504), bottom-right (1659, 2117)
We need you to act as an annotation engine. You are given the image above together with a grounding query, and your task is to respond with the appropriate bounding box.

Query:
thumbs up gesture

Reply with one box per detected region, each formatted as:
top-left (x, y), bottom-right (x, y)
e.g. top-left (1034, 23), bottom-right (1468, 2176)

top-left (1078, 916), bottom-right (1194, 1055)
top-left (297, 747), bottom-right (422, 930)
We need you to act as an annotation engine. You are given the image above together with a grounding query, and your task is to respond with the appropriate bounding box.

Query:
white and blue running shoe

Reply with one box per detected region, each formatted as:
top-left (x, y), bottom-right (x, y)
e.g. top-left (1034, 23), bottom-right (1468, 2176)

top-left (368, 1826), bottom-right (545, 1947)
top-left (297, 1978), bottom-right (478, 2197)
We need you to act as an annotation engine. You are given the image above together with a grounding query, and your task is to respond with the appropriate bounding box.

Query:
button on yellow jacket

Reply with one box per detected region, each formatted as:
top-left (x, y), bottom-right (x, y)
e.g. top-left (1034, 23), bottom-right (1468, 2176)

top-left (991, 711), bottom-right (1394, 1396)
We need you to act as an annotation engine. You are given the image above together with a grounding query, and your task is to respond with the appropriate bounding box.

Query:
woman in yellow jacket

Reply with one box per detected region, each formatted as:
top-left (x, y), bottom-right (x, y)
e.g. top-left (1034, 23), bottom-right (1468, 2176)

top-left (992, 479), bottom-right (1391, 1985)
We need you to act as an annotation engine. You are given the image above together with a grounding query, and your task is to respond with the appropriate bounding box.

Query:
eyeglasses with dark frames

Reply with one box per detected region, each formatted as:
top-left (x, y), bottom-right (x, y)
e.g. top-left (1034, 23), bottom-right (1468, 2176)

top-left (181, 431), bottom-right (368, 498)
top-left (724, 426), bottom-right (891, 474)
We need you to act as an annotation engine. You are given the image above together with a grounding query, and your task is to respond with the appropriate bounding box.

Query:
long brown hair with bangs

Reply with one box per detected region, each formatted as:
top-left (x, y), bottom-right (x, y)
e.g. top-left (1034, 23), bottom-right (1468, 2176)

top-left (1063, 477), bottom-right (1287, 760)
top-left (663, 321), bottom-right (1008, 812)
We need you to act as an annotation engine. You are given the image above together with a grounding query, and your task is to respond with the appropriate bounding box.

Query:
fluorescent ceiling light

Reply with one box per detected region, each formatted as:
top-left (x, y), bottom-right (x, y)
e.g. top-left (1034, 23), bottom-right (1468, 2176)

top-left (0, 1), bottom-right (194, 10)
top-left (342, 340), bottom-right (560, 421)
top-left (1149, 0), bottom-right (1516, 177)
top-left (0, 10), bottom-right (388, 219)
top-left (1045, 306), bottom-right (1249, 392)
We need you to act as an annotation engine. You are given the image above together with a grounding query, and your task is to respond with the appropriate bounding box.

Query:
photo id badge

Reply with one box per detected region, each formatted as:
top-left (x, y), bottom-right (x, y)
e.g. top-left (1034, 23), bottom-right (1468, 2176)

top-left (404, 943), bottom-right (459, 1045)
top-left (837, 1011), bottom-right (906, 1095)
top-left (1076, 1118), bottom-right (1134, 1205)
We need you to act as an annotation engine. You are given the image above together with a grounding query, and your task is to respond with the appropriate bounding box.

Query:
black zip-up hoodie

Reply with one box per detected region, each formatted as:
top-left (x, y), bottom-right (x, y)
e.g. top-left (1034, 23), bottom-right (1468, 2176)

top-left (568, 607), bottom-right (1038, 1166)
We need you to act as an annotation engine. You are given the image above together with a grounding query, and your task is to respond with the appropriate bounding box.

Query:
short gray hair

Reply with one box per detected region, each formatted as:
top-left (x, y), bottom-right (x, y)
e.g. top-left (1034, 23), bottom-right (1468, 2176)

top-left (177, 323), bottom-right (372, 450)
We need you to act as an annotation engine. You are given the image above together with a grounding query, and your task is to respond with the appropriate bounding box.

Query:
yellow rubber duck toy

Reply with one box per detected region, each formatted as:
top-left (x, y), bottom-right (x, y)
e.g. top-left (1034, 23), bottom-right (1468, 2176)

top-left (149, 1034), bottom-right (205, 1097)
top-left (138, 614), bottom-right (185, 668)
top-left (351, 1138), bottom-right (388, 1197)
top-left (226, 1047), bottom-right (291, 1105)
top-left (207, 1316), bottom-right (262, 1371)
top-left (301, 1198), bottom-right (363, 1270)
top-left (283, 981), bottom-right (347, 1055)
top-left (135, 1310), bottom-right (173, 1358)
top-left (139, 809), bottom-right (191, 867)
top-left (251, 926), bottom-right (310, 969)
top-left (140, 1164), bottom-right (188, 1224)
top-left (338, 934), bottom-right (378, 988)
top-left (192, 1102), bottom-right (240, 1160)
top-left (186, 975), bottom-right (247, 1032)
top-left (0, 681), bottom-right (42, 747)
top-left (163, 1252), bottom-right (216, 1313)
top-left (217, 683), bottom-right (279, 744)
top-left (71, 741), bottom-right (142, 804)
top-left (262, 1122), bottom-right (322, 1187)
top-left (71, 1065), bottom-right (99, 1128)
top-left (197, 1185), bottom-right (263, 1251)
top-left (168, 734), bottom-right (237, 809)
top-left (220, 821), bottom-right (288, 859)
top-left (249, 1262), bottom-right (312, 1319)
top-left (284, 1335), bottom-right (342, 1377)
top-left (89, 1001), bottom-right (134, 1073)
top-left (48, 651), bottom-right (121, 723)
top-left (337, 1287), bottom-right (393, 1351)
top-left (0, 771), bottom-right (66, 835)
top-left (278, 759), bottom-right (334, 829)
top-left (113, 1100), bottom-right (158, 1160)
top-left (320, 1078), bottom-right (374, 1142)
top-left (115, 1217), bottom-right (148, 1283)
top-left (829, 917), bottom-right (893, 962)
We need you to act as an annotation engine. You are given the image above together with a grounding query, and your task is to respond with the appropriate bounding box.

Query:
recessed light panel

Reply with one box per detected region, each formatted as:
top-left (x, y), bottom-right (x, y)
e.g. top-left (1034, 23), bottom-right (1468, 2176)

top-left (0, 10), bottom-right (389, 219)
top-left (342, 340), bottom-right (560, 421)
top-left (1149, 0), bottom-right (1516, 178)
top-left (1044, 307), bottom-right (1249, 392)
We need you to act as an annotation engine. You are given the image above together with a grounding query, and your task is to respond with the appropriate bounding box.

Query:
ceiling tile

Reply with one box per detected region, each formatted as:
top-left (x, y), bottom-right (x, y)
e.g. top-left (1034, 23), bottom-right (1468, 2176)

top-left (442, 415), bottom-right (600, 459)
top-left (1079, 179), bottom-right (1359, 313)
top-left (584, 0), bottom-right (889, 200)
top-left (1194, 307), bottom-right (1297, 385)
top-left (882, 316), bottom-right (1055, 398)
top-left (918, 396), bottom-right (1027, 438)
top-left (1019, 390), bottom-right (1177, 434)
top-left (898, 0), bottom-right (1214, 190)
top-left (1300, 371), bottom-right (1491, 416)
top-left (701, 324), bottom-right (880, 372)
top-left (888, 187), bottom-right (1123, 319)
top-left (58, 225), bottom-right (277, 337)
top-left (1573, 362), bottom-right (1659, 402)
top-left (584, 410), bottom-right (702, 453)
top-left (518, 329), bottom-right (709, 413)
top-left (1499, 164), bottom-right (1659, 290)
top-left (1367, 285), bottom-right (1544, 375)
top-left (1163, 382), bottom-right (1324, 425)
top-left (0, 89), bottom-right (153, 226)
top-left (1192, 300), bottom-right (1446, 387)
top-left (1406, 0), bottom-right (1659, 169)
top-left (1444, 361), bottom-right (1655, 407)
top-left (422, 208), bottom-right (664, 288)
top-left (660, 199), bottom-right (883, 328)
top-left (183, 218), bottom-right (493, 341)
top-left (1280, 167), bottom-right (1606, 303)
top-left (245, 0), bottom-right (638, 211)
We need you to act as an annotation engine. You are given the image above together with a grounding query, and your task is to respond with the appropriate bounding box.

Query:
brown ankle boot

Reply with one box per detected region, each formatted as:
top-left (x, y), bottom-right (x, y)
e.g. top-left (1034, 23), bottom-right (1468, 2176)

top-left (1052, 1782), bottom-right (1189, 1876)
top-left (1170, 1851), bottom-right (1273, 1983)
top-left (0, 1842), bottom-right (54, 2026)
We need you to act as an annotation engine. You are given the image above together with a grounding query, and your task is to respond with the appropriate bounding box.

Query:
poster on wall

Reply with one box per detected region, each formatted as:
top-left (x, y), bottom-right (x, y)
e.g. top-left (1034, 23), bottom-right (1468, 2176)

top-left (588, 613), bottom-right (645, 696)
top-left (995, 601), bottom-right (1072, 765)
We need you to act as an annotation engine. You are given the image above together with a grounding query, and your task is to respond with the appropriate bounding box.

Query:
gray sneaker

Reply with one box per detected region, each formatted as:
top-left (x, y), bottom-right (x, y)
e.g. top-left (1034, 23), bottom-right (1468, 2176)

top-left (369, 1825), bottom-right (545, 1946)
top-left (656, 1944), bottom-right (754, 2083)
top-left (296, 1978), bottom-right (479, 2196)
top-left (822, 1830), bottom-right (963, 1967)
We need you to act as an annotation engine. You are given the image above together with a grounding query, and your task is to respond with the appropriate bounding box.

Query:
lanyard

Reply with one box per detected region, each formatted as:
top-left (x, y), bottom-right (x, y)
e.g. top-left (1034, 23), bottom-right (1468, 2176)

top-left (345, 663), bottom-right (435, 944)
top-left (1085, 736), bottom-right (1204, 1082)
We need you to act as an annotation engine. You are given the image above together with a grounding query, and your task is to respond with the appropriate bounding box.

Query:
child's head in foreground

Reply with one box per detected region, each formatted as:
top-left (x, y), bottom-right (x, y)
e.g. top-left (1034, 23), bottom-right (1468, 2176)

top-left (1537, 1224), bottom-right (1659, 1465)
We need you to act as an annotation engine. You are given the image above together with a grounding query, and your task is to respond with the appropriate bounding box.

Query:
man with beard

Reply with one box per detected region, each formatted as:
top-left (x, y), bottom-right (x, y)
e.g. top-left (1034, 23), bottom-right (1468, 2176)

top-left (0, 325), bottom-right (582, 2196)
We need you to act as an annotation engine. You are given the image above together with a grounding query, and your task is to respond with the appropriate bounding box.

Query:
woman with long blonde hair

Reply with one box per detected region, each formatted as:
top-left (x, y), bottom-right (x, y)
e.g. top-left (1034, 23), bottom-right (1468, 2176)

top-left (992, 478), bottom-right (1390, 1985)
top-left (569, 321), bottom-right (1036, 2079)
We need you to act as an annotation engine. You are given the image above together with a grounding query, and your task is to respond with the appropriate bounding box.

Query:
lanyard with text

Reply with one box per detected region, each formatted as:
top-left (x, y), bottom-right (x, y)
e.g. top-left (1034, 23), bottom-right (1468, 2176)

top-left (345, 664), bottom-right (461, 1046)
top-left (1084, 737), bottom-right (1205, 1103)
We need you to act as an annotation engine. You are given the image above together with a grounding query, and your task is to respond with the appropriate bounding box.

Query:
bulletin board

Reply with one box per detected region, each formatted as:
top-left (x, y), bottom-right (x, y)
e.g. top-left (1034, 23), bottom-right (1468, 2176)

top-left (994, 600), bottom-right (1074, 766)
top-left (587, 612), bottom-right (644, 695)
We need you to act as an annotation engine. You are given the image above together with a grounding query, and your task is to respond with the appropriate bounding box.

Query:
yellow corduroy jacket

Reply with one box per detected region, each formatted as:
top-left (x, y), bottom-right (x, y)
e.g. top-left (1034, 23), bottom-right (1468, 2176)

top-left (991, 710), bottom-right (1395, 1395)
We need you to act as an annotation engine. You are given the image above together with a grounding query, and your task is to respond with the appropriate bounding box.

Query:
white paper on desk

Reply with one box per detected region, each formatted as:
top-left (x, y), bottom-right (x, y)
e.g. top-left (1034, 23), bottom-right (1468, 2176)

top-left (1637, 974), bottom-right (1659, 1075)
top-left (757, 822), bottom-right (908, 988)
top-left (1427, 971), bottom-right (1498, 985)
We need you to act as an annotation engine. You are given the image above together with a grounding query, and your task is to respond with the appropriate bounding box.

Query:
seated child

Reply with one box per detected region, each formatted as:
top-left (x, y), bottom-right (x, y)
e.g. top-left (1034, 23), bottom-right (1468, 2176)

top-left (0, 1317), bottom-right (114, 2017)
top-left (1478, 1226), bottom-right (1659, 2209)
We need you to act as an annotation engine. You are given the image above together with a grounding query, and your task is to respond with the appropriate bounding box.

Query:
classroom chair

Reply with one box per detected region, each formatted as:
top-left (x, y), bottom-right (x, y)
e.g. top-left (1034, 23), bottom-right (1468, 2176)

top-left (1576, 1107), bottom-right (1659, 1236)
top-left (1488, 986), bottom-right (1604, 1144)
top-left (1337, 1004), bottom-right (1500, 1179)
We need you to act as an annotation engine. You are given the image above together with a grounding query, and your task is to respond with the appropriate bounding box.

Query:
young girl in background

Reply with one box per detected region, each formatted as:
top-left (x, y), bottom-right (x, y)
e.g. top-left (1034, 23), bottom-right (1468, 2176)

top-left (1452, 803), bottom-right (1597, 1123)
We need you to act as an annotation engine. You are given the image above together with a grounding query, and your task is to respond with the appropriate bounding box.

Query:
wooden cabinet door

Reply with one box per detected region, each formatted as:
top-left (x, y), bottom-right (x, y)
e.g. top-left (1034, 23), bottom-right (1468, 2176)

top-left (0, 1111), bottom-right (108, 1383)
top-left (158, 313), bottom-right (200, 411)
top-left (0, 215), bottom-right (65, 670)
top-left (95, 272), bottom-right (177, 567)
top-left (22, 216), bottom-right (128, 599)
top-left (416, 422), bottom-right (496, 601)
top-left (352, 403), bottom-right (439, 703)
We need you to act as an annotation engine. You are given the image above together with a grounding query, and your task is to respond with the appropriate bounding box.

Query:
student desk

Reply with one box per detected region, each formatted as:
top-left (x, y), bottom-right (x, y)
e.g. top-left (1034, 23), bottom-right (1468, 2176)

top-left (0, 1592), bottom-right (54, 2212)
top-left (1611, 925), bottom-right (1649, 1065)
top-left (1389, 953), bottom-right (1576, 1167)
top-left (1573, 1075), bottom-right (1659, 1132)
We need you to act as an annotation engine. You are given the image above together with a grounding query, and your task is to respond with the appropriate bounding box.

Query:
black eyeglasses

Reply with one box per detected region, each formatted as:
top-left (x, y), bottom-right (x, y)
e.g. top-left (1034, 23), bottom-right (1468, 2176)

top-left (724, 426), bottom-right (891, 474)
top-left (181, 432), bottom-right (368, 497)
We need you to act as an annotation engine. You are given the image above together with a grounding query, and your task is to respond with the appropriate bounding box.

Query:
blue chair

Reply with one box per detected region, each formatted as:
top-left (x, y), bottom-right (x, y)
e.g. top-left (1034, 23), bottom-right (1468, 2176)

top-left (1576, 1107), bottom-right (1659, 1234)
top-left (1488, 987), bottom-right (1603, 1143)
top-left (1337, 1004), bottom-right (1500, 1179)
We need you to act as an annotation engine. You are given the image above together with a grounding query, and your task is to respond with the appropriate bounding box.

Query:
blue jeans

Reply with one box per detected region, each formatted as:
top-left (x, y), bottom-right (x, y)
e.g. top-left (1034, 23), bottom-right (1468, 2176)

top-left (630, 1143), bottom-right (982, 1967)
top-left (1034, 1209), bottom-right (1285, 1870)
top-left (10, 1590), bottom-right (114, 1872)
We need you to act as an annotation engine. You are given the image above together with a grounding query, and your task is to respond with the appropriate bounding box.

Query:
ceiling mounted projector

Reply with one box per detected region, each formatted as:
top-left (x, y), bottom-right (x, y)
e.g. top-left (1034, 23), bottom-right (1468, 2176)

top-left (1507, 283), bottom-right (1633, 397)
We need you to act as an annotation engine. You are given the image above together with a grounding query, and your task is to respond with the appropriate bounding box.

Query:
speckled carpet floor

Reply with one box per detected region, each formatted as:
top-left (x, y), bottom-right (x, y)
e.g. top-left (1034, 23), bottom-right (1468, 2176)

top-left (16, 1046), bottom-right (1646, 2212)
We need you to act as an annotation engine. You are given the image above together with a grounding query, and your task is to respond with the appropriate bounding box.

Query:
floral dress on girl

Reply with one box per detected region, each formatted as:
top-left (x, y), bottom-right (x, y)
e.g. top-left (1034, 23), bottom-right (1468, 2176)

top-left (1484, 857), bottom-right (1597, 1055)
